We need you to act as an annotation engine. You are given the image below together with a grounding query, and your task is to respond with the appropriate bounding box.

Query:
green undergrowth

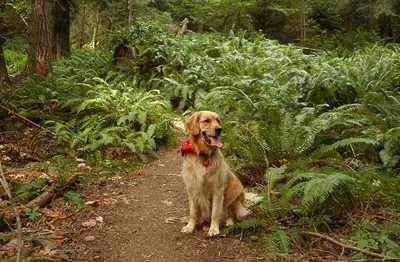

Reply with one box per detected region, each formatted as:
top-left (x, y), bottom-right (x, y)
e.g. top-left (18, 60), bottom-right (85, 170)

top-left (1, 23), bottom-right (400, 260)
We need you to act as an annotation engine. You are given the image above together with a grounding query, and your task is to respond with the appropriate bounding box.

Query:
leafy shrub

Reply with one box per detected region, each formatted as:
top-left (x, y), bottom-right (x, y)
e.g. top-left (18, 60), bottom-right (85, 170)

top-left (4, 49), bottom-right (27, 74)
top-left (50, 78), bottom-right (174, 161)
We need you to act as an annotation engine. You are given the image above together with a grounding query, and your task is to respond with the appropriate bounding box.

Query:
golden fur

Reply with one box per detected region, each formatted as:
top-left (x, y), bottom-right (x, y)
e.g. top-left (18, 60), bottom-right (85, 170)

top-left (181, 111), bottom-right (246, 236)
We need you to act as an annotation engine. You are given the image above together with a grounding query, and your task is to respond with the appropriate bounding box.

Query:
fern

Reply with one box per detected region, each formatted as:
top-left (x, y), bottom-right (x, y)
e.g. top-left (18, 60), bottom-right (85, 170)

top-left (272, 225), bottom-right (290, 254)
top-left (223, 218), bottom-right (265, 236)
top-left (266, 165), bottom-right (288, 188)
top-left (282, 171), bottom-right (355, 214)
top-left (64, 191), bottom-right (81, 206)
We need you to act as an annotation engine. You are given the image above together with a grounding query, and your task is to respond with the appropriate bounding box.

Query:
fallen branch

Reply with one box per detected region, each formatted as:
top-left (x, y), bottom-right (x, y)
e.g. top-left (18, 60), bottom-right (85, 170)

top-left (25, 191), bottom-right (55, 209)
top-left (300, 230), bottom-right (399, 261)
top-left (25, 174), bottom-right (79, 209)
top-left (0, 163), bottom-right (22, 262)
top-left (0, 103), bottom-right (70, 144)
top-left (177, 18), bottom-right (189, 38)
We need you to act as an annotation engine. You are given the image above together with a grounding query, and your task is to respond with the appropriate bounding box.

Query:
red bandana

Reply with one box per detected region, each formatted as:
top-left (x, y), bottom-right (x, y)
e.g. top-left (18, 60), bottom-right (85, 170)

top-left (181, 139), bottom-right (209, 167)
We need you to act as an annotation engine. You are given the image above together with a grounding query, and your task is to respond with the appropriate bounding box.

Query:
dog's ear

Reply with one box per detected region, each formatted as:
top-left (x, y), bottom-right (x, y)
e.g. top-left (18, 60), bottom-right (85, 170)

top-left (185, 112), bottom-right (201, 135)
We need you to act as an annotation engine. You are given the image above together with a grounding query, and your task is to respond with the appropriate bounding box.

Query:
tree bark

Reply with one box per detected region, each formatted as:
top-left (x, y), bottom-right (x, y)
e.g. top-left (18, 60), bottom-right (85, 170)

top-left (0, 0), bottom-right (10, 85)
top-left (35, 0), bottom-right (51, 80)
top-left (78, 0), bottom-right (86, 49)
top-left (0, 38), bottom-right (10, 85)
top-left (51, 0), bottom-right (70, 60)
top-left (177, 18), bottom-right (189, 38)
top-left (90, 9), bottom-right (100, 50)
top-left (125, 0), bottom-right (131, 27)
top-left (23, 0), bottom-right (37, 76)
top-left (300, 0), bottom-right (306, 45)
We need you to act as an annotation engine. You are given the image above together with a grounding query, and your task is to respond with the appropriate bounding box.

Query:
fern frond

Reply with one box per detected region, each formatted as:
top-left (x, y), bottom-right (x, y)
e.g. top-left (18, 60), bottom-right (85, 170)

top-left (266, 165), bottom-right (288, 188)
top-left (282, 171), bottom-right (355, 214)
top-left (272, 225), bottom-right (290, 254)
top-left (316, 137), bottom-right (378, 154)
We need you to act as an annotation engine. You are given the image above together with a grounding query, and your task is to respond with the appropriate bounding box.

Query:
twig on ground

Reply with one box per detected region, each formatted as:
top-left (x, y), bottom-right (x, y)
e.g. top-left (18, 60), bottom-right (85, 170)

top-left (338, 259), bottom-right (400, 262)
top-left (0, 162), bottom-right (22, 262)
top-left (300, 230), bottom-right (399, 261)
top-left (0, 103), bottom-right (70, 144)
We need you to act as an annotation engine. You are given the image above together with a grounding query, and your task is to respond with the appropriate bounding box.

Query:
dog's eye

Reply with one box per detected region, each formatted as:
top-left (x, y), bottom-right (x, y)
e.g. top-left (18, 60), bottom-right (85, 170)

top-left (204, 119), bottom-right (210, 123)
top-left (217, 119), bottom-right (221, 123)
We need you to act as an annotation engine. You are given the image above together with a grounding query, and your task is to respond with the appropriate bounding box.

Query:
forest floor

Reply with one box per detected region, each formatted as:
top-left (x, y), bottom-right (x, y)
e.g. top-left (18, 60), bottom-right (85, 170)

top-left (69, 132), bottom-right (260, 262)
top-left (1, 127), bottom-right (261, 262)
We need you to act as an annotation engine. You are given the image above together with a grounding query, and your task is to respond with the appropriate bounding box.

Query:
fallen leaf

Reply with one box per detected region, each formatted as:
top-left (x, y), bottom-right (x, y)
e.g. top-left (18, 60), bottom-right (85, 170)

top-left (96, 216), bottom-right (103, 223)
top-left (10, 174), bottom-right (26, 180)
top-left (77, 163), bottom-right (92, 171)
top-left (161, 200), bottom-right (174, 207)
top-left (103, 198), bottom-right (117, 204)
top-left (109, 176), bottom-right (122, 181)
top-left (250, 236), bottom-right (259, 242)
top-left (39, 246), bottom-right (56, 256)
top-left (39, 208), bottom-right (65, 220)
top-left (84, 200), bottom-right (104, 206)
top-left (165, 217), bottom-right (179, 224)
top-left (81, 220), bottom-right (97, 227)
top-left (202, 226), bottom-right (210, 234)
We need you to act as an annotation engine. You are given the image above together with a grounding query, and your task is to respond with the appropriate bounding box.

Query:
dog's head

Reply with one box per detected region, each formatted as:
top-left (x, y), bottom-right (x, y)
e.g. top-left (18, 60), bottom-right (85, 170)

top-left (186, 111), bottom-right (223, 150)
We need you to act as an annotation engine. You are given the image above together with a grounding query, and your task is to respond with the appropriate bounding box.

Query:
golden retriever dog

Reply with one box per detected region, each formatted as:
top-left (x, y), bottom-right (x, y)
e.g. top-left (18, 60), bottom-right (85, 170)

top-left (180, 111), bottom-right (247, 236)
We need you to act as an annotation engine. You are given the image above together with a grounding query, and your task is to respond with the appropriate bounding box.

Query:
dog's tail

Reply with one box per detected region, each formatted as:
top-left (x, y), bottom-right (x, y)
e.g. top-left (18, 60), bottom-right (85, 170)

top-left (238, 192), bottom-right (263, 219)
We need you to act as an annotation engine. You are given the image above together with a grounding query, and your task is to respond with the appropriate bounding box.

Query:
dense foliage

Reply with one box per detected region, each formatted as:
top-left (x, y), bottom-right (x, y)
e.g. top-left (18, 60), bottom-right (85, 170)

top-left (1, 17), bottom-right (400, 260)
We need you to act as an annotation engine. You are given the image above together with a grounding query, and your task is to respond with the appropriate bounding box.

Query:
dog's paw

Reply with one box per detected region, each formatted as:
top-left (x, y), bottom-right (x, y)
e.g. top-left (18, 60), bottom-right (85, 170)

top-left (224, 217), bottom-right (235, 227)
top-left (181, 225), bottom-right (194, 234)
top-left (208, 227), bottom-right (219, 236)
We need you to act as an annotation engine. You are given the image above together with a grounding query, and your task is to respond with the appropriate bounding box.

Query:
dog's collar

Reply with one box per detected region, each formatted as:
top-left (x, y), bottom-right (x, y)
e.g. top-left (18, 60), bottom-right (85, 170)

top-left (181, 139), bottom-right (209, 167)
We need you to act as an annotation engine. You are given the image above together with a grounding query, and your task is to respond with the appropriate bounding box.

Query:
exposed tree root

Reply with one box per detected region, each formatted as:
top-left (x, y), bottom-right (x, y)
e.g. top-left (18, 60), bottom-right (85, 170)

top-left (0, 103), bottom-right (70, 144)
top-left (300, 230), bottom-right (399, 261)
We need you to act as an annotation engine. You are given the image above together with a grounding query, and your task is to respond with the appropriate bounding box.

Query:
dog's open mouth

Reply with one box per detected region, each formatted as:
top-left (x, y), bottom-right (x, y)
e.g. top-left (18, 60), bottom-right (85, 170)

top-left (202, 132), bottom-right (223, 148)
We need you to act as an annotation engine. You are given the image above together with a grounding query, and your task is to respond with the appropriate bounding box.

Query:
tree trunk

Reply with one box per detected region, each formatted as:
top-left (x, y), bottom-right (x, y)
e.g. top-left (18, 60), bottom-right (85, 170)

top-left (300, 0), bottom-right (306, 45)
top-left (51, 0), bottom-right (70, 60)
top-left (90, 9), bottom-right (100, 50)
top-left (0, 0), bottom-right (10, 85)
top-left (23, 0), bottom-right (37, 76)
top-left (233, 11), bottom-right (241, 33)
top-left (125, 0), bottom-right (131, 27)
top-left (0, 39), bottom-right (10, 85)
top-left (177, 18), bottom-right (189, 38)
top-left (35, 0), bottom-right (51, 80)
top-left (78, 0), bottom-right (86, 48)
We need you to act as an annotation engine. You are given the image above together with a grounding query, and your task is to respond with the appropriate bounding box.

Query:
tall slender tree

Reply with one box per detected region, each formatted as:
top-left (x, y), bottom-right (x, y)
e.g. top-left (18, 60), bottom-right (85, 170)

top-left (0, 0), bottom-right (10, 85)
top-left (125, 0), bottom-right (131, 27)
top-left (35, 0), bottom-right (51, 80)
top-left (24, 0), bottom-right (37, 76)
top-left (51, 0), bottom-right (70, 60)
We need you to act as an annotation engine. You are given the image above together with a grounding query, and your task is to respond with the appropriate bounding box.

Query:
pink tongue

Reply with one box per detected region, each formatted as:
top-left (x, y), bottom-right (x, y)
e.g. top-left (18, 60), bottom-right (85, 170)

top-left (209, 136), bottom-right (223, 148)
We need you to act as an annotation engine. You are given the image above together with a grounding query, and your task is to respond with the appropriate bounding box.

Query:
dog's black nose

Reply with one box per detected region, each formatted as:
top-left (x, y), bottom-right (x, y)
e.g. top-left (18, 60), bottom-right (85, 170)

top-left (215, 126), bottom-right (222, 135)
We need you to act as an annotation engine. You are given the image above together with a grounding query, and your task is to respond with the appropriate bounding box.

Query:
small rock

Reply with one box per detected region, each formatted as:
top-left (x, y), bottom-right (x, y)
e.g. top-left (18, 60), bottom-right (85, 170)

top-left (84, 235), bottom-right (96, 242)
top-left (32, 235), bottom-right (60, 249)
top-left (250, 236), bottom-right (259, 242)
top-left (98, 177), bottom-right (107, 185)
top-left (5, 238), bottom-right (18, 248)
top-left (99, 171), bottom-right (108, 176)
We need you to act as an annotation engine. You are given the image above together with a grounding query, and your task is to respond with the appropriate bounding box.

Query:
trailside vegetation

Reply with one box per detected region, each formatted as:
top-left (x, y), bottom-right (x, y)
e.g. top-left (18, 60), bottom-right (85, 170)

top-left (1, 19), bottom-right (400, 261)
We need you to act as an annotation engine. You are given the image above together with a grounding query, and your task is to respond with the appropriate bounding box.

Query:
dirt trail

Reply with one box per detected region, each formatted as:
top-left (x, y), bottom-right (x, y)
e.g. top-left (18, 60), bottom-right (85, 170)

top-left (72, 134), bottom-right (258, 262)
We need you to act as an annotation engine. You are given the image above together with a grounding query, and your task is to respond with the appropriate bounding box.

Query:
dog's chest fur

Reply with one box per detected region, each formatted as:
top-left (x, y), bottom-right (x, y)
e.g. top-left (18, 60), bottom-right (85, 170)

top-left (182, 150), bottom-right (227, 198)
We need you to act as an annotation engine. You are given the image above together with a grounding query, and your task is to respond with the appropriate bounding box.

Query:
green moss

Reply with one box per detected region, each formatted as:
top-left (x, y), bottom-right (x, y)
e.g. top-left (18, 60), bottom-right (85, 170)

top-left (16, 191), bottom-right (34, 204)
top-left (36, 178), bottom-right (47, 188)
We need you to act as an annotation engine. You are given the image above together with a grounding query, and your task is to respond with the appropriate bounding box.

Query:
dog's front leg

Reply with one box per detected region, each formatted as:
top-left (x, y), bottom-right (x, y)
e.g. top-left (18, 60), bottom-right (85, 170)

top-left (181, 194), bottom-right (200, 233)
top-left (209, 192), bottom-right (223, 236)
